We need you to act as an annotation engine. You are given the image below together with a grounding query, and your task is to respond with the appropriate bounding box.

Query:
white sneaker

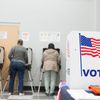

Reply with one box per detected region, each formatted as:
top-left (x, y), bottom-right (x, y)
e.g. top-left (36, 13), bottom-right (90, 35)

top-left (8, 93), bottom-right (11, 95)
top-left (19, 93), bottom-right (24, 96)
top-left (8, 93), bottom-right (13, 95)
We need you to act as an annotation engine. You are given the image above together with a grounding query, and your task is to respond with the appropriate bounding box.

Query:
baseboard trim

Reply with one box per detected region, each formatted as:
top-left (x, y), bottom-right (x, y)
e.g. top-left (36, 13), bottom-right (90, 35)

top-left (23, 86), bottom-right (59, 92)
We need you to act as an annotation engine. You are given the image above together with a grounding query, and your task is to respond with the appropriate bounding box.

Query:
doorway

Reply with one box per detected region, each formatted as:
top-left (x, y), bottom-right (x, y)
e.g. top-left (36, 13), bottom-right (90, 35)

top-left (0, 23), bottom-right (20, 90)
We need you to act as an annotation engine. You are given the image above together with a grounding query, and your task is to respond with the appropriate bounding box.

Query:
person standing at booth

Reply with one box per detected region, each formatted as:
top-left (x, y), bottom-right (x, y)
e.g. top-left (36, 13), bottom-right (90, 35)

top-left (41, 43), bottom-right (61, 96)
top-left (8, 39), bottom-right (28, 95)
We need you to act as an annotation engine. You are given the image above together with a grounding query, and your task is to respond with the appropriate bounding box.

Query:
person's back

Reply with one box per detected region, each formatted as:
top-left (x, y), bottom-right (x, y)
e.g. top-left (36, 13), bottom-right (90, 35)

top-left (9, 45), bottom-right (28, 64)
top-left (8, 39), bottom-right (28, 95)
top-left (43, 48), bottom-right (59, 72)
top-left (42, 43), bottom-right (61, 96)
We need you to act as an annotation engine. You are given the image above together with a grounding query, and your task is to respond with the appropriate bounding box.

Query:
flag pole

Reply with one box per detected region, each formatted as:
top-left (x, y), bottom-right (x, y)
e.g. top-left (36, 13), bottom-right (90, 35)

top-left (79, 33), bottom-right (83, 76)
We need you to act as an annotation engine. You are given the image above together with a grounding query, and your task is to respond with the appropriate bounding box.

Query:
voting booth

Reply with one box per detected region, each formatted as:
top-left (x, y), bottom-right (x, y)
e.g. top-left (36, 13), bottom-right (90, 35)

top-left (66, 31), bottom-right (100, 90)
top-left (0, 46), bottom-right (5, 94)
top-left (0, 46), bottom-right (5, 69)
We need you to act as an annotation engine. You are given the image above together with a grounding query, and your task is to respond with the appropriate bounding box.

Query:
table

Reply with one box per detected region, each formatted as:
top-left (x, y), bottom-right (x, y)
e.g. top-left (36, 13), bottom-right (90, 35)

top-left (60, 86), bottom-right (100, 100)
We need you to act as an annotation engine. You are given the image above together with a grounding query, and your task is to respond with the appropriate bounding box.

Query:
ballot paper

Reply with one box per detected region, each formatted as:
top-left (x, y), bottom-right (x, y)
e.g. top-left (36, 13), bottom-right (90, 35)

top-left (67, 89), bottom-right (100, 100)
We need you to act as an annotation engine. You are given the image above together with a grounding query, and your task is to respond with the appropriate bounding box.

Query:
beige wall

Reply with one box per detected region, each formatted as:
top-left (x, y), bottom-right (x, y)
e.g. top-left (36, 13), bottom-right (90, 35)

top-left (0, 24), bottom-right (19, 90)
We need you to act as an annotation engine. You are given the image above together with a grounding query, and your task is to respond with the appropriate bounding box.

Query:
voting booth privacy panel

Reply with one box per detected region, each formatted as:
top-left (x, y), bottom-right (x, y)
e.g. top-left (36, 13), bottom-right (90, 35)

top-left (66, 31), bottom-right (100, 90)
top-left (0, 47), bottom-right (5, 68)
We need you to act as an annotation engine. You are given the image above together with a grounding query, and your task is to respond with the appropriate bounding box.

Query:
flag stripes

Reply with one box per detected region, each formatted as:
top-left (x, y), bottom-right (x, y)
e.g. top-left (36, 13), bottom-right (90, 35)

top-left (80, 35), bottom-right (100, 58)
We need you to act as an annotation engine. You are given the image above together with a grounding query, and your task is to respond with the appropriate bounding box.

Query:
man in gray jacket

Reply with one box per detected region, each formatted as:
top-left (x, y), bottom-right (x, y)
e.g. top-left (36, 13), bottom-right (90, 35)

top-left (8, 39), bottom-right (28, 95)
top-left (42, 43), bottom-right (61, 96)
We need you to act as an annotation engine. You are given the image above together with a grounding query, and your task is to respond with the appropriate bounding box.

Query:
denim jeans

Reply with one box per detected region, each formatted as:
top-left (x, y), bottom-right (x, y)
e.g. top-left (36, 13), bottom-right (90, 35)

top-left (9, 61), bottom-right (25, 94)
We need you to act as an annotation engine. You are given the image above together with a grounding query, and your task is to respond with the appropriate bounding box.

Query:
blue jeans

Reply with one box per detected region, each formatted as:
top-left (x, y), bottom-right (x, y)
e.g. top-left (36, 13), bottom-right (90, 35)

top-left (9, 61), bottom-right (25, 94)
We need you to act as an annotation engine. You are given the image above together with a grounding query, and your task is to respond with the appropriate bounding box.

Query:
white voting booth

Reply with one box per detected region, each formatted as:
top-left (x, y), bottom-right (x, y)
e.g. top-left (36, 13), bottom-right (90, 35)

top-left (66, 31), bottom-right (100, 90)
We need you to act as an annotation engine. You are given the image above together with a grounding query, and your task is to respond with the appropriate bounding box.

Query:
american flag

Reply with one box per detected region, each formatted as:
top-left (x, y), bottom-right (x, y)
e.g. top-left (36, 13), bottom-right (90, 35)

top-left (80, 35), bottom-right (100, 58)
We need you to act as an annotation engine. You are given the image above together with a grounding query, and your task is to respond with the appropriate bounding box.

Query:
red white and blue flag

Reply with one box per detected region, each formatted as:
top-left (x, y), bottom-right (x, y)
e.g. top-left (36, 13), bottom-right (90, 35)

top-left (80, 35), bottom-right (100, 58)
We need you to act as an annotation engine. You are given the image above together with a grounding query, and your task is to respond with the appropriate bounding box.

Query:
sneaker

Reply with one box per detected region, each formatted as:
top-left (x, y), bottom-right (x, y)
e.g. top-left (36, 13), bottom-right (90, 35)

top-left (19, 93), bottom-right (24, 96)
top-left (50, 93), bottom-right (55, 96)
top-left (8, 93), bottom-right (13, 95)
top-left (45, 92), bottom-right (49, 96)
